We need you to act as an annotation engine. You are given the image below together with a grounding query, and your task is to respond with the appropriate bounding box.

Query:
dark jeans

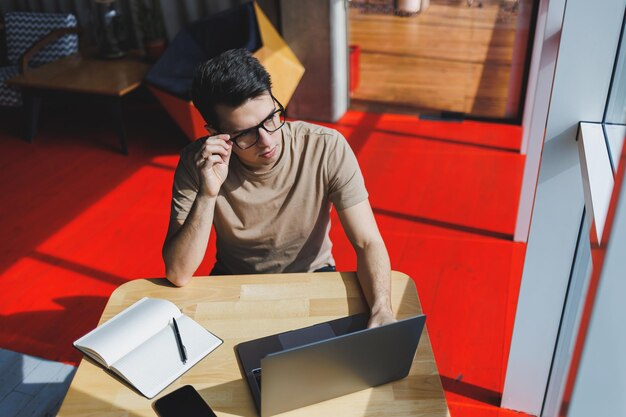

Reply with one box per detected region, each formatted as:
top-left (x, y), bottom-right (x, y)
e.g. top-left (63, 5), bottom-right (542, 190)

top-left (313, 265), bottom-right (337, 272)
top-left (210, 264), bottom-right (336, 276)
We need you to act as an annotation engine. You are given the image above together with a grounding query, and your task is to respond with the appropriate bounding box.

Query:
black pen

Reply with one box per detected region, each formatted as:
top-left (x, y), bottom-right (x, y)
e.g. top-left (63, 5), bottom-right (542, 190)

top-left (172, 317), bottom-right (188, 364)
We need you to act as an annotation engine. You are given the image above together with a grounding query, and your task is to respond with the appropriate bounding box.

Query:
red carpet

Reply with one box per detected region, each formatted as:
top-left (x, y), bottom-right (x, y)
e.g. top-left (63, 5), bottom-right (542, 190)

top-left (0, 98), bottom-right (529, 416)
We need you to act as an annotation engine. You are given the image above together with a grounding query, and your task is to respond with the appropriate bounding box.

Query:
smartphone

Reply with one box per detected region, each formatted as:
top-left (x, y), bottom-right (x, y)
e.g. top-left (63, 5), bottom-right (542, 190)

top-left (153, 385), bottom-right (217, 417)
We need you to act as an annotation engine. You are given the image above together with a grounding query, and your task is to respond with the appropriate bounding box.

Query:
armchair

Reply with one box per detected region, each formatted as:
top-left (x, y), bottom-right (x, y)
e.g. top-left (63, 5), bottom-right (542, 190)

top-left (144, 2), bottom-right (304, 141)
top-left (0, 12), bottom-right (79, 107)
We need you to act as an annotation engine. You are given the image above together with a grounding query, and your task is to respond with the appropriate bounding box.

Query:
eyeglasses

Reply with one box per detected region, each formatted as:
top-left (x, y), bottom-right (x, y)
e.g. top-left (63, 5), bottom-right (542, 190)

top-left (211, 96), bottom-right (286, 150)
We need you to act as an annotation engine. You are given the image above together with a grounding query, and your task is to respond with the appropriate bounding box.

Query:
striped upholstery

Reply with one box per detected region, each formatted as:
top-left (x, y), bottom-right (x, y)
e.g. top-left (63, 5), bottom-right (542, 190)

top-left (1, 12), bottom-right (78, 106)
top-left (0, 65), bottom-right (22, 106)
top-left (6, 12), bottom-right (78, 67)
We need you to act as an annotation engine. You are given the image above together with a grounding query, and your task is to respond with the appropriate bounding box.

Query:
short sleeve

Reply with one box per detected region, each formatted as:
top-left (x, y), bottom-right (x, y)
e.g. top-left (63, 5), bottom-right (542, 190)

top-left (327, 131), bottom-right (368, 210)
top-left (170, 145), bottom-right (200, 222)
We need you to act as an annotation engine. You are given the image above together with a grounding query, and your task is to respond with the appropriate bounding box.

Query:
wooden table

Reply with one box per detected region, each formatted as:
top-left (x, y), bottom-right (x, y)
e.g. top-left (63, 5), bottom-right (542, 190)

top-left (57, 271), bottom-right (450, 416)
top-left (7, 53), bottom-right (149, 154)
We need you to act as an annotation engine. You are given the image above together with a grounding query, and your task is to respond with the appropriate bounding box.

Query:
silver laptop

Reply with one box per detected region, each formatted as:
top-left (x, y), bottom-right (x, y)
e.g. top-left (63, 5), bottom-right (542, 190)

top-left (236, 313), bottom-right (426, 416)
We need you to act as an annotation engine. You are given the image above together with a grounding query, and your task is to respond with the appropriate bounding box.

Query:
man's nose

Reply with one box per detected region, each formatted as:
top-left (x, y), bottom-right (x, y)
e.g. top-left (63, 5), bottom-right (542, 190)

top-left (257, 128), bottom-right (273, 147)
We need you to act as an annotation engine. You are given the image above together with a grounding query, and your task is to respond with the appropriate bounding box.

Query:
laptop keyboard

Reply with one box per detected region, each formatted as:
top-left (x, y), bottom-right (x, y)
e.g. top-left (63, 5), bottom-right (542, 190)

top-left (252, 368), bottom-right (262, 389)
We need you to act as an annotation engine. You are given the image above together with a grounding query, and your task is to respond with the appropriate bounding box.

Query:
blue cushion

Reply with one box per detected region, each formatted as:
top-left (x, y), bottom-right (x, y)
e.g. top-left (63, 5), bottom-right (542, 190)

top-left (144, 28), bottom-right (208, 100)
top-left (0, 65), bottom-right (22, 107)
top-left (5, 12), bottom-right (78, 67)
top-left (188, 2), bottom-right (262, 58)
top-left (144, 1), bottom-right (262, 99)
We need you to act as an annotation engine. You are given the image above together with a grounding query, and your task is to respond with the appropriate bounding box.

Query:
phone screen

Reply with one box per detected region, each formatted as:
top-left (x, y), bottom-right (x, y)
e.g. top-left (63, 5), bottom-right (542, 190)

top-left (154, 385), bottom-right (217, 417)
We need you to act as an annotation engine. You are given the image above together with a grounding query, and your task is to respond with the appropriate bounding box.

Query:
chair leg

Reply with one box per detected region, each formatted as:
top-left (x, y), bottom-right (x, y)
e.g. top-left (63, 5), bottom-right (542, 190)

top-left (108, 97), bottom-right (128, 155)
top-left (23, 91), bottom-right (41, 142)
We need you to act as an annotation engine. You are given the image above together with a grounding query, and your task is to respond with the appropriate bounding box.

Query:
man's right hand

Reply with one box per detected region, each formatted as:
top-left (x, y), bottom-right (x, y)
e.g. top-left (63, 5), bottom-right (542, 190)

top-left (194, 134), bottom-right (233, 197)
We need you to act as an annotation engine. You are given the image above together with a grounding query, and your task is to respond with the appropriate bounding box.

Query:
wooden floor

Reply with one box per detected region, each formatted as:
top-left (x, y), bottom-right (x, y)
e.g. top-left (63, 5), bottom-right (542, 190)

top-left (0, 349), bottom-right (75, 417)
top-left (349, 0), bottom-right (530, 119)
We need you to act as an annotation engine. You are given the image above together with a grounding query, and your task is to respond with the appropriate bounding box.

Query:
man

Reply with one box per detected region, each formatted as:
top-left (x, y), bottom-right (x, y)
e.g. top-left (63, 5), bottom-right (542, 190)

top-left (162, 49), bottom-right (394, 327)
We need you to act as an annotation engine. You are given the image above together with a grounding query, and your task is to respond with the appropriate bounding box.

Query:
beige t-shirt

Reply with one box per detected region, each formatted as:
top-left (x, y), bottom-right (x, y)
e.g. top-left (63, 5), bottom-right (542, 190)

top-left (170, 121), bottom-right (368, 274)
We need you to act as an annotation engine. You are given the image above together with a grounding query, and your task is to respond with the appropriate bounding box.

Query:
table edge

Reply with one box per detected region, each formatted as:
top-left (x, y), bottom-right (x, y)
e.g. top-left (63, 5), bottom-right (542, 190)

top-left (109, 270), bottom-right (415, 296)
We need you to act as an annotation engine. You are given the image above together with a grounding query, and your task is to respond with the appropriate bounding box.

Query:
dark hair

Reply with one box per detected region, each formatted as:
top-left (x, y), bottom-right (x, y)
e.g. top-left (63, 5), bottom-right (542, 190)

top-left (192, 48), bottom-right (272, 129)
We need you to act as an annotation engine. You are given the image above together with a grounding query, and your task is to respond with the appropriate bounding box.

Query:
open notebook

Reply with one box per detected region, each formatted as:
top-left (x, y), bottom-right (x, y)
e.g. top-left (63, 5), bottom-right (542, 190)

top-left (74, 297), bottom-right (222, 398)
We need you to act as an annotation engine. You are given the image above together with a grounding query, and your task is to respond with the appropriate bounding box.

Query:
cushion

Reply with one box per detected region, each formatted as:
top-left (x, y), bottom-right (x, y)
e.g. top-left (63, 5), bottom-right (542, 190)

top-left (144, 28), bottom-right (208, 100)
top-left (188, 2), bottom-right (262, 58)
top-left (144, 1), bottom-right (262, 99)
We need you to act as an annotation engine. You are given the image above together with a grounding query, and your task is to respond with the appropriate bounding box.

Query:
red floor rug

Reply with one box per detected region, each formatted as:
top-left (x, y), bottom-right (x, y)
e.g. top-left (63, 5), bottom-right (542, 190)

top-left (0, 99), bottom-right (528, 416)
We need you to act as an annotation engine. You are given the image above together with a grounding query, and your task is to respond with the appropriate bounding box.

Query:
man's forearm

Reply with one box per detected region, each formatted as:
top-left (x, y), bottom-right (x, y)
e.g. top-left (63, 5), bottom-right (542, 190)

top-left (163, 194), bottom-right (216, 286)
top-left (355, 240), bottom-right (393, 316)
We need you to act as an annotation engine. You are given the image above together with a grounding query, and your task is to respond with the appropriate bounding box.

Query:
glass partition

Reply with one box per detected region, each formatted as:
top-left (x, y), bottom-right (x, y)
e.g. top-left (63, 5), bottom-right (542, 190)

top-left (604, 10), bottom-right (626, 171)
top-left (348, 0), bottom-right (538, 121)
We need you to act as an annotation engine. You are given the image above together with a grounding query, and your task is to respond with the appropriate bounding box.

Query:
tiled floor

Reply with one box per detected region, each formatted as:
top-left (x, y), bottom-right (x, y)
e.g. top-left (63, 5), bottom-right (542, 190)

top-left (0, 102), bottom-right (528, 417)
top-left (0, 349), bottom-right (76, 417)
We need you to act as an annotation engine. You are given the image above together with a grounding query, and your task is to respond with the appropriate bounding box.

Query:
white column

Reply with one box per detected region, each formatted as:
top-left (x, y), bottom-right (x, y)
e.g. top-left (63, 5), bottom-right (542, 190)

top-left (514, 0), bottom-right (564, 242)
top-left (280, 0), bottom-right (349, 122)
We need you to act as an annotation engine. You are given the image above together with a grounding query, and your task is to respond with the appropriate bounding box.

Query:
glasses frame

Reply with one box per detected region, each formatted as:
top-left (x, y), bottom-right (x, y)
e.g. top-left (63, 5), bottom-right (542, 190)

top-left (209, 95), bottom-right (286, 150)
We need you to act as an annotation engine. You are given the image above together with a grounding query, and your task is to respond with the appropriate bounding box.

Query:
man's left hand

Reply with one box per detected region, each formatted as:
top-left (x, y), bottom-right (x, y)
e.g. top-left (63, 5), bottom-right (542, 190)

top-left (368, 308), bottom-right (396, 328)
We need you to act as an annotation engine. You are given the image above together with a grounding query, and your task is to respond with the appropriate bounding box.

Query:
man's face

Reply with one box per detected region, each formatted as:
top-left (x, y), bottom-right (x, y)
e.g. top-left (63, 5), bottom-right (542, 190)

top-left (214, 92), bottom-right (283, 173)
